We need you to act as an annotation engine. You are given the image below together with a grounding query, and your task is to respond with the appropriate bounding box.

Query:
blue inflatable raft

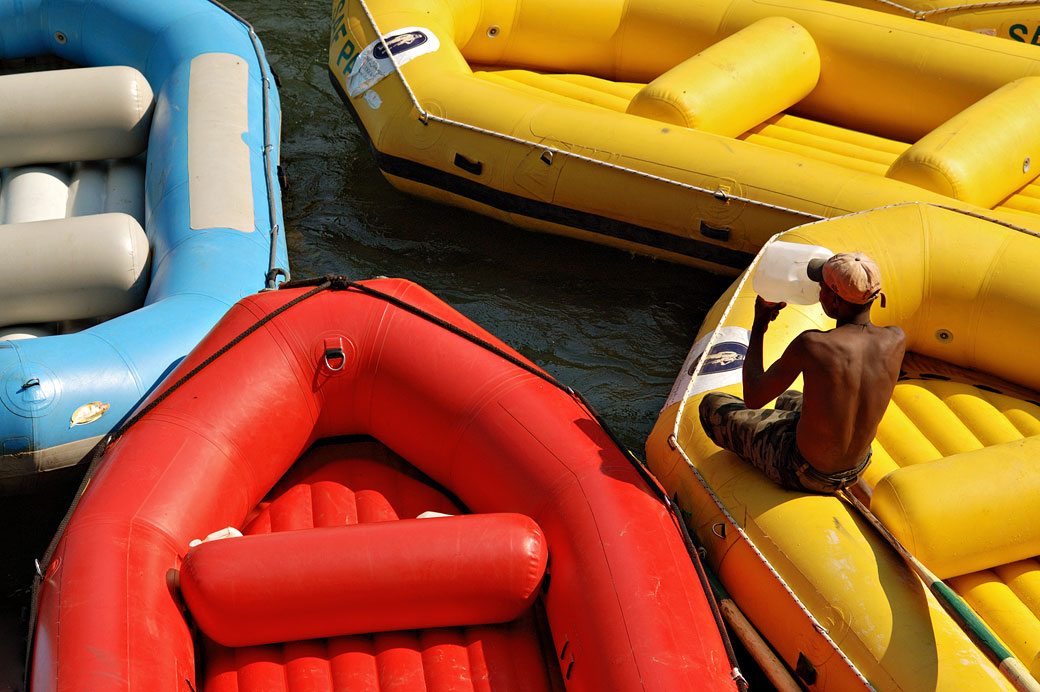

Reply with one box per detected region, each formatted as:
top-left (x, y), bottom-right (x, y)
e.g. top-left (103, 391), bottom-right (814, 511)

top-left (0, 0), bottom-right (289, 491)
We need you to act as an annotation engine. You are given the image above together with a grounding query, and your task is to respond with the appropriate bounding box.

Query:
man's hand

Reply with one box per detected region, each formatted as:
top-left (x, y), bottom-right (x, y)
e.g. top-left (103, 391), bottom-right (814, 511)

top-left (754, 296), bottom-right (786, 329)
top-left (743, 296), bottom-right (801, 409)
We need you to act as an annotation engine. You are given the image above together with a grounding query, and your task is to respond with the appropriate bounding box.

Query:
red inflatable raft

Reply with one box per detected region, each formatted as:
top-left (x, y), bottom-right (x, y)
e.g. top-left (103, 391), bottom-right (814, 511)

top-left (30, 277), bottom-right (739, 692)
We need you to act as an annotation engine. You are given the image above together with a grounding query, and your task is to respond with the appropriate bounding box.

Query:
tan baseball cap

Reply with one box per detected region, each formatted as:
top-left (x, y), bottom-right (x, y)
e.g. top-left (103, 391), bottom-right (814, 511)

top-left (807, 252), bottom-right (885, 306)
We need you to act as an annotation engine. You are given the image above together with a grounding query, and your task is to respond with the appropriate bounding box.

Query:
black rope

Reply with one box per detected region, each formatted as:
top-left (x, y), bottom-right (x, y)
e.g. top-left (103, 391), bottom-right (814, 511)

top-left (24, 274), bottom-right (744, 689)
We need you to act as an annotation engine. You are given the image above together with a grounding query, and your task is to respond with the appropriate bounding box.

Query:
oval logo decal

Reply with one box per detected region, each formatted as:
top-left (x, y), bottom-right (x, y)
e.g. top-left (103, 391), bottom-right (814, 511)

top-left (694, 341), bottom-right (747, 375)
top-left (373, 30), bottom-right (429, 59)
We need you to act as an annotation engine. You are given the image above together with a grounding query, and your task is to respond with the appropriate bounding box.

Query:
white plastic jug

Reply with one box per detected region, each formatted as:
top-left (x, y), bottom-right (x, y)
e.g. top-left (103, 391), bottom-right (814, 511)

top-left (752, 240), bottom-right (833, 305)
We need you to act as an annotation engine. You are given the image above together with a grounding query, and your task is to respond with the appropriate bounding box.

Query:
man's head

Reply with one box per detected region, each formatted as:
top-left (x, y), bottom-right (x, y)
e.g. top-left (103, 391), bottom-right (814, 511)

top-left (802, 250), bottom-right (886, 320)
top-left (807, 252), bottom-right (884, 308)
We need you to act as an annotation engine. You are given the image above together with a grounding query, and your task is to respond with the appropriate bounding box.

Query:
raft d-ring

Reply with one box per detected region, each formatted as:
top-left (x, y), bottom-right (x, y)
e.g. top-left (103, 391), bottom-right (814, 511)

top-left (324, 347), bottom-right (346, 372)
top-left (322, 335), bottom-right (349, 372)
top-left (711, 522), bottom-right (727, 539)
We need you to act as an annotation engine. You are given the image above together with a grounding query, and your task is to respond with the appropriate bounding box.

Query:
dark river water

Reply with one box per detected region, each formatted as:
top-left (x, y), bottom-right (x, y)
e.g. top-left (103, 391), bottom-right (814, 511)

top-left (220, 0), bottom-right (733, 453)
top-left (1, 0), bottom-right (753, 688)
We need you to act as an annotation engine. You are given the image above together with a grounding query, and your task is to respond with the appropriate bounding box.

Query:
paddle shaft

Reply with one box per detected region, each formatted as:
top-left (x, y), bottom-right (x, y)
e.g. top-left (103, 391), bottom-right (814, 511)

top-left (703, 565), bottom-right (804, 692)
top-left (841, 489), bottom-right (1040, 692)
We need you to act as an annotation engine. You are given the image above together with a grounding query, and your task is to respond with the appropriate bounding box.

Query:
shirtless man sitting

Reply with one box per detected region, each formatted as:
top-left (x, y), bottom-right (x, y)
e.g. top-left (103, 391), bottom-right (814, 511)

top-left (699, 252), bottom-right (906, 494)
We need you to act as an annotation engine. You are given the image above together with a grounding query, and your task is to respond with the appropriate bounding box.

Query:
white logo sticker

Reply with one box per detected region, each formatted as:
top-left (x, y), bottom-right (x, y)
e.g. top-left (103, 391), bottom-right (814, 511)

top-left (662, 326), bottom-right (750, 410)
top-left (348, 27), bottom-right (440, 97)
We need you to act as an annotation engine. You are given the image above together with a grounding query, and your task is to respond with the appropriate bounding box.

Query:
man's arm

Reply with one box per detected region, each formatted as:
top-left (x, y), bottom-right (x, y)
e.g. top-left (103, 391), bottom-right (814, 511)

top-left (742, 297), bottom-right (805, 409)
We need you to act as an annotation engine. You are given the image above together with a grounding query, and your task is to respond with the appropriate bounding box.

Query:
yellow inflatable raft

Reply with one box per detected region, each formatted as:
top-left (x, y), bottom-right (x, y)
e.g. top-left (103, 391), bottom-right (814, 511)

top-left (826, 0), bottom-right (1040, 45)
top-left (646, 202), bottom-right (1040, 691)
top-left (330, 0), bottom-right (1040, 274)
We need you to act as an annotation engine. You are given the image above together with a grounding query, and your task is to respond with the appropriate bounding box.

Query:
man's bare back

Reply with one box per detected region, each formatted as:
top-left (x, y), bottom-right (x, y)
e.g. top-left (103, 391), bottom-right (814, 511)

top-left (794, 323), bottom-right (905, 474)
top-left (701, 251), bottom-right (906, 494)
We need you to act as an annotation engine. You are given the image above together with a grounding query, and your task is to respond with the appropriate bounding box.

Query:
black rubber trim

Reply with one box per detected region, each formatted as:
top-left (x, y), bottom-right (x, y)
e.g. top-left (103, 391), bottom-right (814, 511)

top-left (329, 69), bottom-right (755, 271)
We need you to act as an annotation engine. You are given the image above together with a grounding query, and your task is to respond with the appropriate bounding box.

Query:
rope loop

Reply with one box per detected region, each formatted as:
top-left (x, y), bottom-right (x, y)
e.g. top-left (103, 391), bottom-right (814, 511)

top-left (328, 275), bottom-right (357, 291)
top-left (264, 266), bottom-right (290, 290)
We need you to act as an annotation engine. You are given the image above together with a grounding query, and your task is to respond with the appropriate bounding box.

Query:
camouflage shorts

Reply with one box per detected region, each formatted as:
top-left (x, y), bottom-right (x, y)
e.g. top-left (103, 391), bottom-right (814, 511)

top-left (698, 390), bottom-right (869, 494)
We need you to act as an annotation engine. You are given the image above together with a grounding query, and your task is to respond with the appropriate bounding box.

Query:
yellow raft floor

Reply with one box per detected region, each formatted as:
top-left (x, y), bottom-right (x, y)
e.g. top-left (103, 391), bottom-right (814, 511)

top-left (473, 67), bottom-right (1040, 218)
top-left (877, 352), bottom-right (1040, 672)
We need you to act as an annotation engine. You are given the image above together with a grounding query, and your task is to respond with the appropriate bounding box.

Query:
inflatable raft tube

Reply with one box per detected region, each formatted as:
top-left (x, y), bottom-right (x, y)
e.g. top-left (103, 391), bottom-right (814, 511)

top-left (0, 0), bottom-right (288, 491)
top-left (0, 214), bottom-right (150, 326)
top-left (824, 0), bottom-right (1040, 45)
top-left (31, 277), bottom-right (739, 692)
top-left (179, 513), bottom-right (548, 646)
top-left (0, 159), bottom-right (145, 226)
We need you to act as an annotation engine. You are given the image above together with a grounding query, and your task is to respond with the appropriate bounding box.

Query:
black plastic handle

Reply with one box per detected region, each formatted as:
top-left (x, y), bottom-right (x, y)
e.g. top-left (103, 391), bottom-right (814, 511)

top-left (453, 153), bottom-right (483, 175)
top-left (699, 220), bottom-right (730, 241)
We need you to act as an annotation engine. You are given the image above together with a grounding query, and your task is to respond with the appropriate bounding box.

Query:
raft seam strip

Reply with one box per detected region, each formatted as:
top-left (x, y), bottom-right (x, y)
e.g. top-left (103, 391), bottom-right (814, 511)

top-left (204, 0), bottom-right (288, 288)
